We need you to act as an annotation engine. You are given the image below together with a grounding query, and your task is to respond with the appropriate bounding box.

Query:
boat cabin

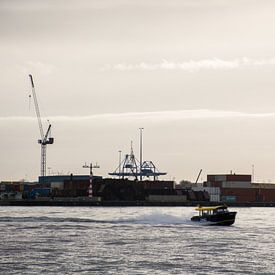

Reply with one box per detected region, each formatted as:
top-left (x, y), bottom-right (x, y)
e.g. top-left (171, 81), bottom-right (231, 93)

top-left (195, 205), bottom-right (228, 216)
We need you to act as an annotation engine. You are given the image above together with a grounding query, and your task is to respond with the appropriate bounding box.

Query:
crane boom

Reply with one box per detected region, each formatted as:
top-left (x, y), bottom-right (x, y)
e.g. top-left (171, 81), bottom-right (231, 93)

top-left (29, 74), bottom-right (44, 139)
top-left (195, 169), bottom-right (203, 184)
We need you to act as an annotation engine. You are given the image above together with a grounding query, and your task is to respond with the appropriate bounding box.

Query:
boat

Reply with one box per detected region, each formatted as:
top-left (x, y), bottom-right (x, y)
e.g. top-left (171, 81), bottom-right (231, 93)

top-left (191, 205), bottom-right (237, 226)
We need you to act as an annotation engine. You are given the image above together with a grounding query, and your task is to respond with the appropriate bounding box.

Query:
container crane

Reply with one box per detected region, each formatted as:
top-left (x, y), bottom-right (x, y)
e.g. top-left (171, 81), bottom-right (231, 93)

top-left (29, 74), bottom-right (54, 178)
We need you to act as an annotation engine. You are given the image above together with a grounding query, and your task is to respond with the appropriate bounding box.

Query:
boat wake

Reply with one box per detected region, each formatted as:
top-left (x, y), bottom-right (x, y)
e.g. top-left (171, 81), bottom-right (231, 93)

top-left (0, 212), bottom-right (193, 226)
top-left (116, 212), bottom-right (190, 225)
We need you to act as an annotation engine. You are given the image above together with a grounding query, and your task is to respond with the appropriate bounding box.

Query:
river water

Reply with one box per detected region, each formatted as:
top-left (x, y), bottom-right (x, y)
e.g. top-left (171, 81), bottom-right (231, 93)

top-left (0, 206), bottom-right (274, 274)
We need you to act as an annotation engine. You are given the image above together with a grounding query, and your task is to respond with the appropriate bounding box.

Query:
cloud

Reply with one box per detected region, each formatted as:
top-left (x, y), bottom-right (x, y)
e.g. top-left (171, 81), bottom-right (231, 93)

top-left (0, 0), bottom-right (231, 12)
top-left (101, 57), bottom-right (275, 72)
top-left (1, 109), bottom-right (275, 123)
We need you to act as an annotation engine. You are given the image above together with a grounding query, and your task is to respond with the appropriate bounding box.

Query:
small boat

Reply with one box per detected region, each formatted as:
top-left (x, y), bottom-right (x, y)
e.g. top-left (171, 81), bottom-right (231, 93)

top-left (191, 205), bottom-right (237, 226)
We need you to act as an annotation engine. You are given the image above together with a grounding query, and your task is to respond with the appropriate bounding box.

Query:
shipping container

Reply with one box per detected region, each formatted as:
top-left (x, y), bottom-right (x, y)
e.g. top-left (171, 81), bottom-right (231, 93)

top-left (222, 181), bottom-right (251, 188)
top-left (194, 191), bottom-right (209, 201)
top-left (142, 180), bottom-right (174, 190)
top-left (222, 196), bottom-right (236, 203)
top-left (4, 184), bottom-right (20, 192)
top-left (51, 182), bottom-right (64, 190)
top-left (207, 175), bottom-right (227, 182)
top-left (187, 190), bottom-right (196, 201)
top-left (30, 188), bottom-right (52, 198)
top-left (0, 192), bottom-right (22, 200)
top-left (146, 195), bottom-right (187, 202)
top-left (252, 183), bottom-right (275, 189)
top-left (19, 184), bottom-right (24, 192)
top-left (64, 180), bottom-right (90, 191)
top-left (24, 185), bottom-right (30, 192)
top-left (226, 174), bottom-right (251, 182)
top-left (207, 174), bottom-right (251, 183)
top-left (210, 194), bottom-right (220, 202)
top-left (208, 182), bottom-right (222, 188)
top-left (215, 175), bottom-right (227, 181)
top-left (259, 189), bottom-right (275, 202)
top-left (207, 175), bottom-right (215, 182)
top-left (221, 188), bottom-right (257, 203)
top-left (192, 187), bottom-right (220, 195)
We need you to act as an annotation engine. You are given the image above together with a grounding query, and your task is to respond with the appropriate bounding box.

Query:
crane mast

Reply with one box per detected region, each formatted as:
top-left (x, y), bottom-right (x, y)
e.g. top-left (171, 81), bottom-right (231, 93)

top-left (29, 74), bottom-right (54, 178)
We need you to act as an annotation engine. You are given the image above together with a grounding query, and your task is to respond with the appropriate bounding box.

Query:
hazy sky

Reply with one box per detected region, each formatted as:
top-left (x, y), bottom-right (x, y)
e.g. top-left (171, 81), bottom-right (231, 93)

top-left (1, 0), bottom-right (275, 182)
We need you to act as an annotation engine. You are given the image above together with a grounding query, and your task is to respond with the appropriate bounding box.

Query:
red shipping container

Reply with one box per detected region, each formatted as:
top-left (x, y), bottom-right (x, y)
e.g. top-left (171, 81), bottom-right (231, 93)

top-left (260, 189), bottom-right (275, 202)
top-left (221, 188), bottom-right (257, 203)
top-left (226, 174), bottom-right (251, 182)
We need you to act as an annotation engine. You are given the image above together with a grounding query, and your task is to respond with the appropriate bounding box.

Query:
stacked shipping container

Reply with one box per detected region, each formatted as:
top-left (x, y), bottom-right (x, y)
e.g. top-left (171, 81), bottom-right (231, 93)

top-left (206, 174), bottom-right (275, 203)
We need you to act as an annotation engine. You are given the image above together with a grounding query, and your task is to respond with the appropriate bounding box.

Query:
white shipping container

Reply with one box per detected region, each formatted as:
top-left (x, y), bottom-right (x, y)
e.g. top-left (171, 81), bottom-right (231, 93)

top-left (210, 194), bottom-right (220, 202)
top-left (214, 175), bottom-right (226, 182)
top-left (192, 187), bottom-right (220, 195)
top-left (222, 181), bottom-right (251, 188)
top-left (208, 187), bottom-right (220, 195)
top-left (251, 183), bottom-right (275, 189)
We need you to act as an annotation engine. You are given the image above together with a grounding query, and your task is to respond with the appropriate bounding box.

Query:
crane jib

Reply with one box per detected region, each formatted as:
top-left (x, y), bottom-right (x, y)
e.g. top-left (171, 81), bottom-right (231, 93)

top-left (29, 74), bottom-right (34, 88)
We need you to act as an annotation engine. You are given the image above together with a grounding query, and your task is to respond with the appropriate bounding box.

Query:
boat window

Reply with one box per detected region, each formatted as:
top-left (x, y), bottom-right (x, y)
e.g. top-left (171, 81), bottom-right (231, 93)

top-left (216, 208), bottom-right (228, 213)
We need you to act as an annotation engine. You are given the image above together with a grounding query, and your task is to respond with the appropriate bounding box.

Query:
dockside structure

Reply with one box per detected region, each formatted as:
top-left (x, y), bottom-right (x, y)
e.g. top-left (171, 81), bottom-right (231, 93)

top-left (2, 173), bottom-right (275, 204)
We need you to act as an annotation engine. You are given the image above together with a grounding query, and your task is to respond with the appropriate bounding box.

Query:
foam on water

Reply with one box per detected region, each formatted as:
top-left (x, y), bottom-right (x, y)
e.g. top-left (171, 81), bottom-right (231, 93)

top-left (116, 211), bottom-right (191, 225)
top-left (0, 209), bottom-right (193, 225)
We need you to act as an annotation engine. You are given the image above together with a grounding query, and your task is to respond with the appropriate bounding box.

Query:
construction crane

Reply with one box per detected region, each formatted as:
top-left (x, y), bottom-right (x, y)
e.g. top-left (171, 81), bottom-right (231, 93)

top-left (29, 74), bottom-right (54, 178)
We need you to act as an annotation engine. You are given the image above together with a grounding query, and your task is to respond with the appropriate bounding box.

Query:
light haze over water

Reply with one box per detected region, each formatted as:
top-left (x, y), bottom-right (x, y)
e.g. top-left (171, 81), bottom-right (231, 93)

top-left (0, 206), bottom-right (274, 274)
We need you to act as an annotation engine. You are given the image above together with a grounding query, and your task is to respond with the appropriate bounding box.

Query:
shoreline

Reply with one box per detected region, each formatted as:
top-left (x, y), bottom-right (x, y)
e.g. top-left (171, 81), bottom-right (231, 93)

top-left (0, 199), bottom-right (274, 207)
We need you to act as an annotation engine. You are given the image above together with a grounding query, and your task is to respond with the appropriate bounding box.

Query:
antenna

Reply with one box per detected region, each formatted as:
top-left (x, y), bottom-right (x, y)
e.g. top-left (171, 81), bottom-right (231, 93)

top-left (83, 162), bottom-right (100, 198)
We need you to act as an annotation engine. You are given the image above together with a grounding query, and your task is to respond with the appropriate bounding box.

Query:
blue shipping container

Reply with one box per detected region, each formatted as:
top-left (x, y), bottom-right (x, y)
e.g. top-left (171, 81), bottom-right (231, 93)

top-left (30, 188), bottom-right (52, 198)
top-left (222, 196), bottom-right (236, 203)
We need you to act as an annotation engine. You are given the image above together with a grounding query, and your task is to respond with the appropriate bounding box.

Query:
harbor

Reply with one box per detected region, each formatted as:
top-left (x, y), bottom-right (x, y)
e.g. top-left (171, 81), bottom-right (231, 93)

top-left (1, 74), bottom-right (275, 206)
top-left (2, 171), bottom-right (275, 206)
top-left (2, 76), bottom-right (275, 206)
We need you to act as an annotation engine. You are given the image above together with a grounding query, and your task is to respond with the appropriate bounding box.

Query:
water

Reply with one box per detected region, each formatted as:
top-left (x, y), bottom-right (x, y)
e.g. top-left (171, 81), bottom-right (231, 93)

top-left (0, 207), bottom-right (274, 274)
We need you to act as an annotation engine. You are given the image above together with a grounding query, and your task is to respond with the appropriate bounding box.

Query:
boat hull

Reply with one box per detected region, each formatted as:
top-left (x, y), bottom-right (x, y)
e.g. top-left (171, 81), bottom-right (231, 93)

top-left (191, 211), bottom-right (237, 226)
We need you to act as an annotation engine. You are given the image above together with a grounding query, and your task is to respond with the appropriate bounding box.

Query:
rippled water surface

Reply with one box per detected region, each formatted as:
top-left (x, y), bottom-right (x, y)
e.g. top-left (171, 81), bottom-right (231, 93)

top-left (0, 206), bottom-right (274, 274)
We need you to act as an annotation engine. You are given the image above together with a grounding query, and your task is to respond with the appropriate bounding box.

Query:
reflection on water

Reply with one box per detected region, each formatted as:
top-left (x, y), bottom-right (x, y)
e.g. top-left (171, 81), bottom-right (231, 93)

top-left (0, 207), bottom-right (274, 274)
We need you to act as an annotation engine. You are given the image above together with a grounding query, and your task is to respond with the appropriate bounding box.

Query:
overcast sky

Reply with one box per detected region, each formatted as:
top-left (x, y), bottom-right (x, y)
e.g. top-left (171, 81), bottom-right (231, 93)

top-left (1, 0), bottom-right (275, 182)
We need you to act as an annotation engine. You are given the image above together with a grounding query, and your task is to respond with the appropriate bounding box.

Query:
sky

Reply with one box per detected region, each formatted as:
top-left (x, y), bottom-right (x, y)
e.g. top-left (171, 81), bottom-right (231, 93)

top-left (1, 0), bottom-right (275, 183)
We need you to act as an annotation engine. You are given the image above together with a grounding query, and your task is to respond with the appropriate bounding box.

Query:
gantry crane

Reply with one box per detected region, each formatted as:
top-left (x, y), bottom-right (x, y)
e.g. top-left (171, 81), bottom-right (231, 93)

top-left (29, 74), bottom-right (54, 178)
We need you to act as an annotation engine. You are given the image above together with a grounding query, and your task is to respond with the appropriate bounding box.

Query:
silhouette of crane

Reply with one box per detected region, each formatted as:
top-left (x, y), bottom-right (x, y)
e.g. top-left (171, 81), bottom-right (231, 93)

top-left (29, 74), bottom-right (54, 178)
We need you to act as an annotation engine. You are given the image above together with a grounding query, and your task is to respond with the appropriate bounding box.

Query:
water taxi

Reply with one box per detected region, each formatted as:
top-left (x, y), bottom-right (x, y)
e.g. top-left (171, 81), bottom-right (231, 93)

top-left (191, 205), bottom-right (237, 226)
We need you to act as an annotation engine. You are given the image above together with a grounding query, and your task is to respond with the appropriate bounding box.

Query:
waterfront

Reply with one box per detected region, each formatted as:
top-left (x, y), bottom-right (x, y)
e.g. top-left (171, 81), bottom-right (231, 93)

top-left (0, 207), bottom-right (274, 274)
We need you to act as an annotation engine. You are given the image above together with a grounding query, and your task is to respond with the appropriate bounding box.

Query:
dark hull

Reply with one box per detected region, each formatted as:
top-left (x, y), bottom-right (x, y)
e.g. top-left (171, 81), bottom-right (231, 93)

top-left (191, 212), bottom-right (237, 226)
